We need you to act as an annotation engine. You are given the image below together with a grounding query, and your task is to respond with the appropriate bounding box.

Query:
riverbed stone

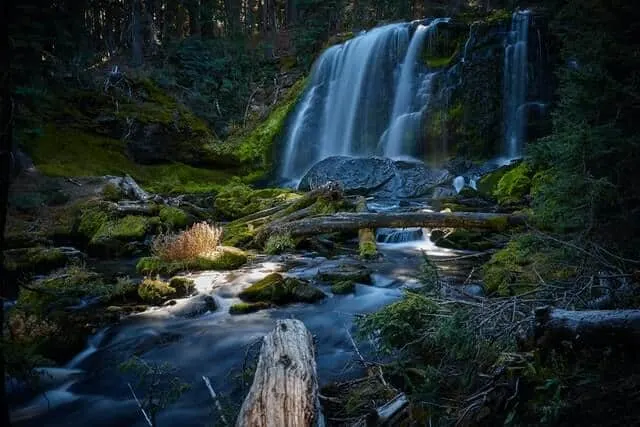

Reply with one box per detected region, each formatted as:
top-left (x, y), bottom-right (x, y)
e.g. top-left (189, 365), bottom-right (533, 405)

top-left (317, 263), bottom-right (372, 284)
top-left (238, 273), bottom-right (326, 305)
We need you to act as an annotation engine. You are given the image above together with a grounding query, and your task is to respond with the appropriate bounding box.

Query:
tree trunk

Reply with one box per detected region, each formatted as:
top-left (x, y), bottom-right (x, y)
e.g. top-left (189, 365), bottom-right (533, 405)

top-left (285, 0), bottom-right (297, 27)
top-left (131, 0), bottom-right (144, 66)
top-left (0, 0), bottom-right (13, 424)
top-left (533, 306), bottom-right (640, 350)
top-left (261, 211), bottom-right (525, 240)
top-left (236, 320), bottom-right (321, 427)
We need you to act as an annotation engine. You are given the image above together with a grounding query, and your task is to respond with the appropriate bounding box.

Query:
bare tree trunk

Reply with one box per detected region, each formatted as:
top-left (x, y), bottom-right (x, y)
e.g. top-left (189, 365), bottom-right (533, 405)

top-left (0, 0), bottom-right (14, 424)
top-left (236, 320), bottom-right (321, 427)
top-left (285, 0), bottom-right (297, 27)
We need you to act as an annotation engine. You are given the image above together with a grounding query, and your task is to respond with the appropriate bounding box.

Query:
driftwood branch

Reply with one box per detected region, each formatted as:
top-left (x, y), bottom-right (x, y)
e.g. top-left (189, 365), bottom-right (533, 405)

top-left (236, 319), bottom-right (322, 427)
top-left (203, 376), bottom-right (229, 426)
top-left (128, 382), bottom-right (153, 427)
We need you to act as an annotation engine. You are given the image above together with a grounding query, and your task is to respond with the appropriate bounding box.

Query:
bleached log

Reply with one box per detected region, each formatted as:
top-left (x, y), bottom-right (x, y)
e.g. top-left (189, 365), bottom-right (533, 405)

top-left (236, 319), bottom-right (322, 427)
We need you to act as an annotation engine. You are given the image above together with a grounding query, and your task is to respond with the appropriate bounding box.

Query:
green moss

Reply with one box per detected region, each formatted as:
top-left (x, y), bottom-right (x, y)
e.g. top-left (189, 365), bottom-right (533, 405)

top-left (136, 247), bottom-right (248, 276)
top-left (138, 278), bottom-right (176, 304)
top-left (23, 125), bottom-right (234, 195)
top-left (102, 183), bottom-right (125, 202)
top-left (222, 221), bottom-right (256, 248)
top-left (477, 166), bottom-right (511, 199)
top-left (318, 266), bottom-right (372, 285)
top-left (264, 233), bottom-right (295, 255)
top-left (331, 280), bottom-right (356, 295)
top-left (17, 266), bottom-right (110, 313)
top-left (229, 302), bottom-right (271, 315)
top-left (238, 273), bottom-right (325, 305)
top-left (92, 215), bottom-right (150, 242)
top-left (159, 206), bottom-right (190, 229)
top-left (3, 247), bottom-right (70, 274)
top-left (168, 277), bottom-right (196, 297)
top-left (358, 229), bottom-right (378, 260)
top-left (228, 77), bottom-right (308, 171)
top-left (482, 234), bottom-right (579, 296)
top-left (494, 162), bottom-right (533, 205)
top-left (214, 181), bottom-right (297, 220)
top-left (77, 201), bottom-right (115, 239)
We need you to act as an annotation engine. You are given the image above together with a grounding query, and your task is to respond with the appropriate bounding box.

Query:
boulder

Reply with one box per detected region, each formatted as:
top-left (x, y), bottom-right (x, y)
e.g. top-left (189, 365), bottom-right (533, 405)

top-left (298, 156), bottom-right (395, 195)
top-left (298, 156), bottom-right (450, 198)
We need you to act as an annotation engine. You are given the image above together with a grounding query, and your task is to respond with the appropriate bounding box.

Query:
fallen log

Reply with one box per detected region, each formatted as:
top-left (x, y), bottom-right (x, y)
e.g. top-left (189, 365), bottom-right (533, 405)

top-left (236, 319), bottom-right (322, 427)
top-left (533, 306), bottom-right (640, 350)
top-left (261, 211), bottom-right (525, 240)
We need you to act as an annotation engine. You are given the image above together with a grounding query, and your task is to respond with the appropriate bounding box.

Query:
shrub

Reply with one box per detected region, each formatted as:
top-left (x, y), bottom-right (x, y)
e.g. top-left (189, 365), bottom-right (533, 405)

top-left (264, 233), bottom-right (295, 255)
top-left (152, 222), bottom-right (222, 261)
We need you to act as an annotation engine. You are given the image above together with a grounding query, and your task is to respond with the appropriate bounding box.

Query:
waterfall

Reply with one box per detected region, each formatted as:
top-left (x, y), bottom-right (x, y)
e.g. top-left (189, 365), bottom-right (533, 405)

top-left (503, 10), bottom-right (530, 159)
top-left (280, 19), bottom-right (451, 180)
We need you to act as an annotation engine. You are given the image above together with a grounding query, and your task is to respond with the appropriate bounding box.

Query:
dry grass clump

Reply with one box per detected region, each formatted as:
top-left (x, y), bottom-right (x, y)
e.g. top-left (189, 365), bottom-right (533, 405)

top-left (152, 221), bottom-right (223, 261)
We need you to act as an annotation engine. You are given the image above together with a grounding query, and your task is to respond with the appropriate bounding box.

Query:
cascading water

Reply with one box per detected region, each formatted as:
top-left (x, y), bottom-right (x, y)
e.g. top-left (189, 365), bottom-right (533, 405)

top-left (503, 10), bottom-right (531, 159)
top-left (383, 19), bottom-right (450, 157)
top-left (280, 19), bottom-right (450, 180)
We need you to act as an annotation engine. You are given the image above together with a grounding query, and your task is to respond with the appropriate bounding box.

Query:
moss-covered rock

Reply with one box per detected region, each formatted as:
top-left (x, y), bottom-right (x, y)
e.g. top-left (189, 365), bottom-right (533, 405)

top-left (238, 273), bottom-right (326, 305)
top-left (229, 302), bottom-right (272, 315)
top-left (494, 162), bottom-right (533, 205)
top-left (222, 220), bottom-right (256, 248)
top-left (159, 206), bottom-right (190, 229)
top-left (331, 280), bottom-right (356, 295)
top-left (138, 278), bottom-right (176, 304)
top-left (136, 247), bottom-right (248, 276)
top-left (169, 277), bottom-right (196, 298)
top-left (88, 215), bottom-right (151, 257)
top-left (318, 264), bottom-right (372, 285)
top-left (102, 183), bottom-right (125, 202)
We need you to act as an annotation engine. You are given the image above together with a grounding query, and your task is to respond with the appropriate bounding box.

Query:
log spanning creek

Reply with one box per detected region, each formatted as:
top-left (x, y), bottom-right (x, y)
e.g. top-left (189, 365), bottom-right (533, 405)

top-left (11, 199), bottom-right (484, 427)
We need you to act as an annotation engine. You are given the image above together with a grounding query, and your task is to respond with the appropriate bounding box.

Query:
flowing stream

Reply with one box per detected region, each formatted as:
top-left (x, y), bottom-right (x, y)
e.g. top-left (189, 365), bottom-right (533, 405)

top-left (12, 199), bottom-right (477, 427)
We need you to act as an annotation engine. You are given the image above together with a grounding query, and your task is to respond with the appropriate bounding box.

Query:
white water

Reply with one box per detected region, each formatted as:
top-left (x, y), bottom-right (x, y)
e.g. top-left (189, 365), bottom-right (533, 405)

top-left (384, 21), bottom-right (446, 157)
top-left (503, 10), bottom-right (531, 159)
top-left (281, 19), bottom-right (451, 180)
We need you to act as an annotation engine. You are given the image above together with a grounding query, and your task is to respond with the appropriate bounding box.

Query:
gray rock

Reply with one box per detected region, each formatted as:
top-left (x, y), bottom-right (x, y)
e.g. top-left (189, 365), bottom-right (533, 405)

top-left (298, 156), bottom-right (450, 198)
top-left (298, 156), bottom-right (395, 195)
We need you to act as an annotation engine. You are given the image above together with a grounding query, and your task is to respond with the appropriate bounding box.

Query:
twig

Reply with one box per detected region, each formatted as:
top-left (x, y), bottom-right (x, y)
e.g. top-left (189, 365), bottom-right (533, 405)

top-left (202, 376), bottom-right (229, 426)
top-left (128, 382), bottom-right (153, 427)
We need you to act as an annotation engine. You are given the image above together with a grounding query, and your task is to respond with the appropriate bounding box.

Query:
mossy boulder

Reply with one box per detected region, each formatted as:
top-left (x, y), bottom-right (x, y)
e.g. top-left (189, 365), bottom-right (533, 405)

top-left (238, 273), bottom-right (326, 305)
top-left (432, 229), bottom-right (497, 251)
top-left (222, 220), bottom-right (257, 248)
top-left (138, 278), bottom-right (176, 304)
top-left (169, 277), bottom-right (196, 298)
top-left (331, 280), bottom-right (356, 295)
top-left (229, 302), bottom-right (272, 315)
top-left (494, 162), bottom-right (533, 205)
top-left (136, 247), bottom-right (248, 276)
top-left (88, 215), bottom-right (152, 257)
top-left (318, 264), bottom-right (372, 285)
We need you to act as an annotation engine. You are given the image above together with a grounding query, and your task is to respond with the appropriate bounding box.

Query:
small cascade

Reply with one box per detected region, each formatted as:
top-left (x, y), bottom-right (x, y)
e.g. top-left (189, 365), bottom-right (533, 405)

top-left (377, 227), bottom-right (426, 244)
top-left (66, 327), bottom-right (108, 368)
top-left (503, 10), bottom-right (531, 159)
top-left (384, 18), bottom-right (450, 158)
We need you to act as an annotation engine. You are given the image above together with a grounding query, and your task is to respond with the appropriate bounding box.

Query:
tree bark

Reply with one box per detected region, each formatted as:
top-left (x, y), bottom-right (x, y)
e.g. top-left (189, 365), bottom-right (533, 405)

top-left (236, 320), bottom-right (321, 427)
top-left (533, 306), bottom-right (640, 350)
top-left (0, 0), bottom-right (13, 424)
top-left (262, 211), bottom-right (525, 240)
